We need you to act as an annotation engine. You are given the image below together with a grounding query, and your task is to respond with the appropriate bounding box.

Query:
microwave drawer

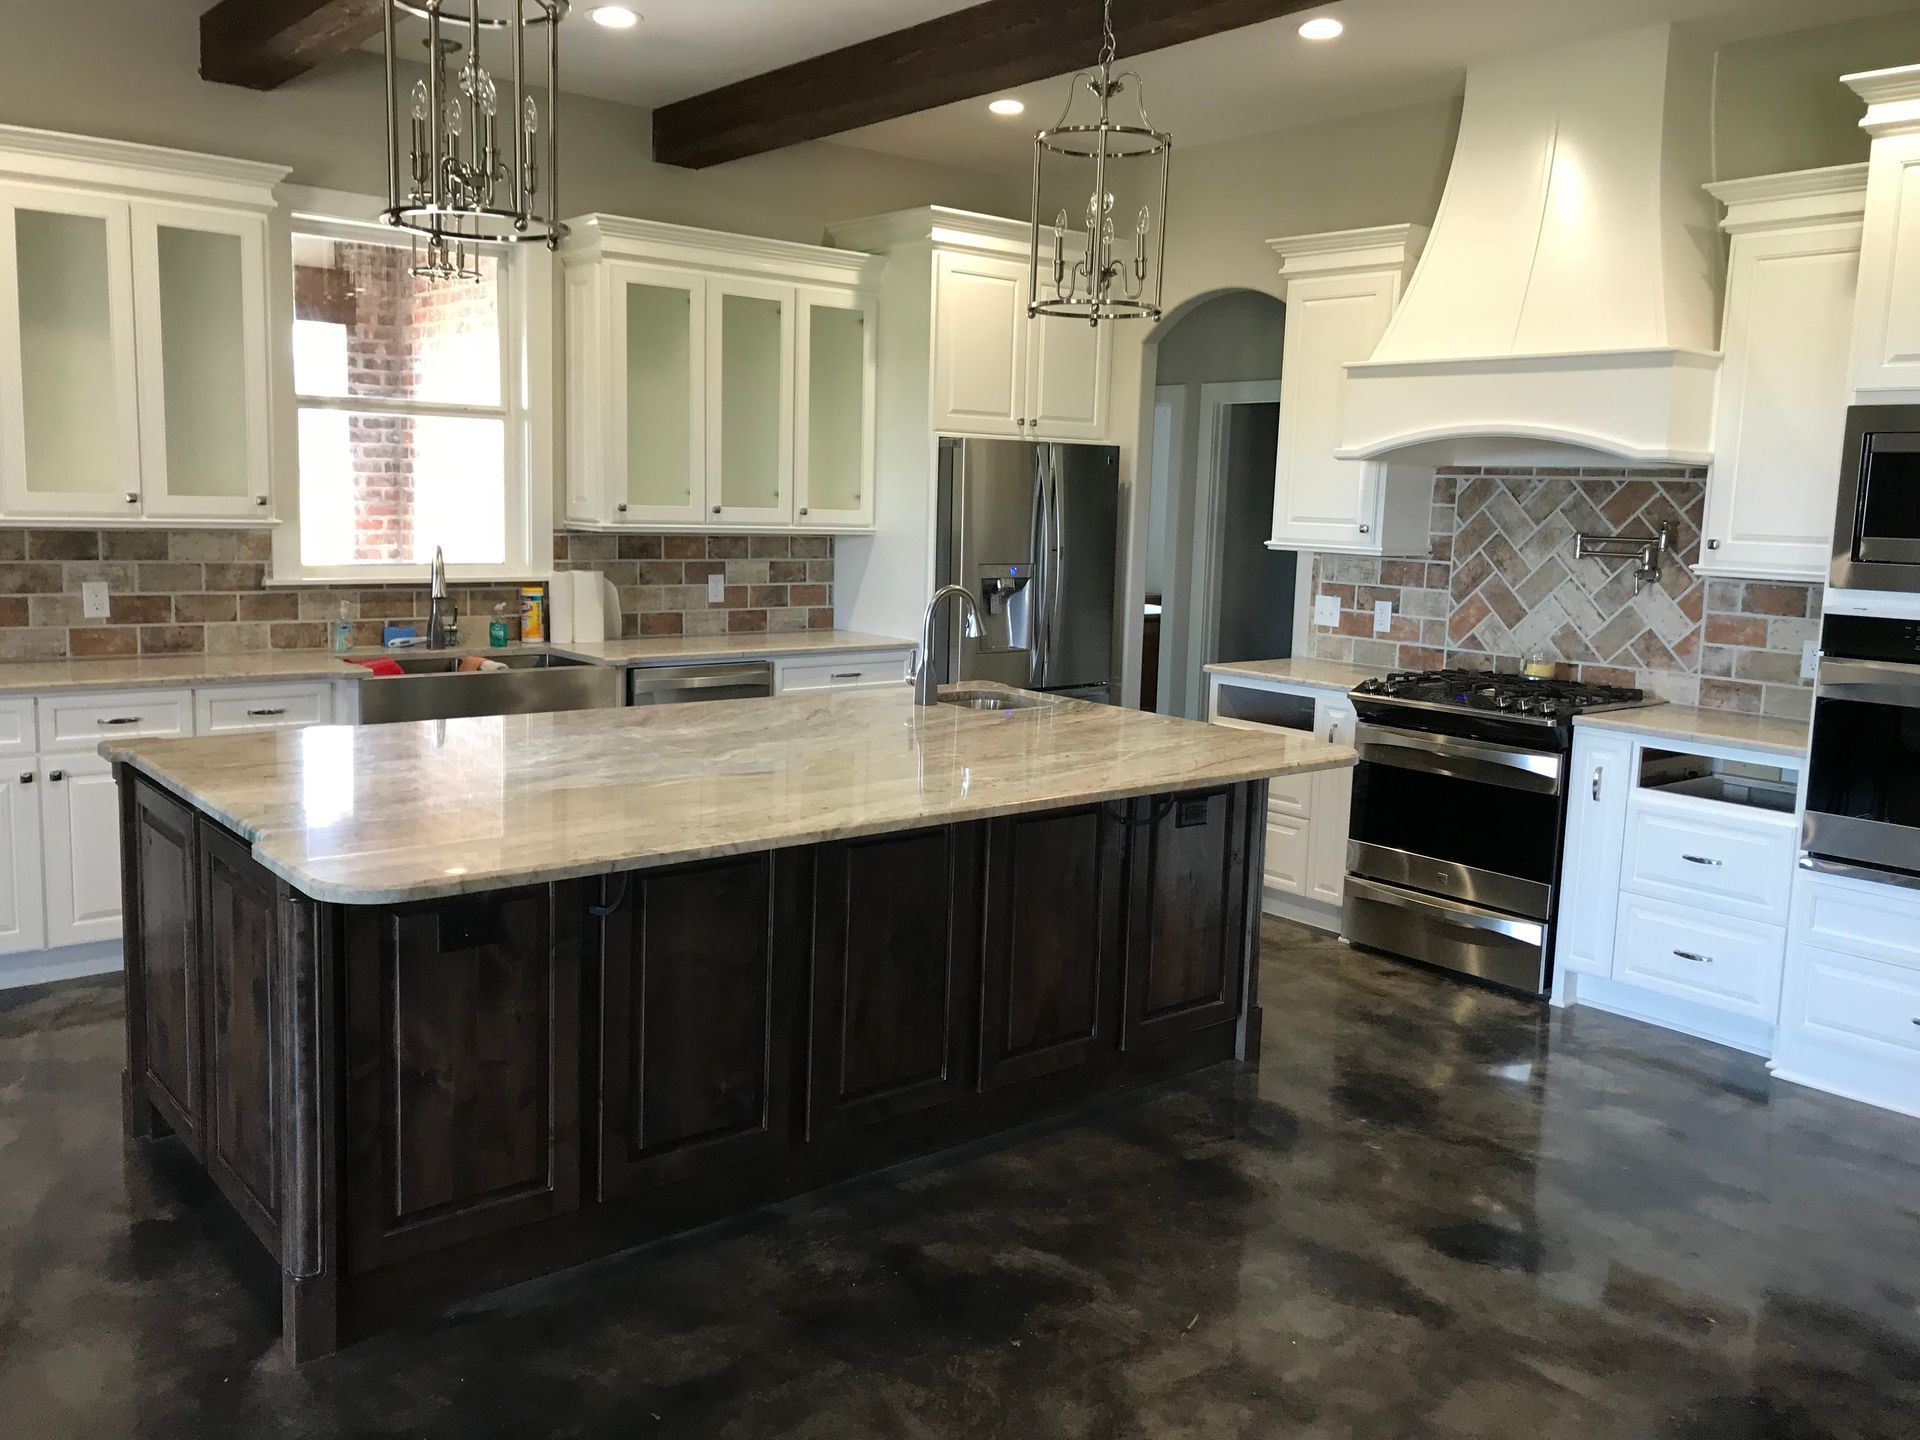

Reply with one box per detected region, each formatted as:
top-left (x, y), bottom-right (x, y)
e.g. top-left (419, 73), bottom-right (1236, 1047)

top-left (1622, 795), bottom-right (1795, 925)
top-left (1613, 892), bottom-right (1785, 1022)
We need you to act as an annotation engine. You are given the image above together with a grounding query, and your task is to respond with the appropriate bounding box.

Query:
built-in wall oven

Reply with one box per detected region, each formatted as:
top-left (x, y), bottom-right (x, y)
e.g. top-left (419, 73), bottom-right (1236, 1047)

top-left (1803, 611), bottom-right (1920, 887)
top-left (1830, 403), bottom-right (1920, 591)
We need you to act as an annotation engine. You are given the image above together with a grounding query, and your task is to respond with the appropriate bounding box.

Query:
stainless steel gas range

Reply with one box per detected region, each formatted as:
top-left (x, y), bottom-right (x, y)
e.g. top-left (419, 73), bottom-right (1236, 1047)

top-left (1340, 669), bottom-right (1665, 995)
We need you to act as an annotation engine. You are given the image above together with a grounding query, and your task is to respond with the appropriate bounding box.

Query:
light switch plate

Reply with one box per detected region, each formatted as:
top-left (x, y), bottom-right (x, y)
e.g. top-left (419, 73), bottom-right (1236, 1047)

top-left (707, 572), bottom-right (726, 604)
top-left (81, 581), bottom-right (110, 620)
top-left (1313, 593), bottom-right (1340, 627)
top-left (1373, 600), bottom-right (1393, 635)
top-left (1801, 641), bottom-right (1819, 682)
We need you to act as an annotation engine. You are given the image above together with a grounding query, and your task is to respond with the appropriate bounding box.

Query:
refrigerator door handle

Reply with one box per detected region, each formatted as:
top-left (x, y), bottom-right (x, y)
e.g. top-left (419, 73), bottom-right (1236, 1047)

top-left (1046, 448), bottom-right (1065, 689)
top-left (1030, 449), bottom-right (1050, 685)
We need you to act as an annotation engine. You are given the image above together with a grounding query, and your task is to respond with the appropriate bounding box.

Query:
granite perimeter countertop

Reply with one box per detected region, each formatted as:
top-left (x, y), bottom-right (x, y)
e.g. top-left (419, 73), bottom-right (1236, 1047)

top-left (1574, 705), bottom-right (1810, 758)
top-left (1203, 658), bottom-right (1389, 693)
top-left (105, 686), bottom-right (1355, 905)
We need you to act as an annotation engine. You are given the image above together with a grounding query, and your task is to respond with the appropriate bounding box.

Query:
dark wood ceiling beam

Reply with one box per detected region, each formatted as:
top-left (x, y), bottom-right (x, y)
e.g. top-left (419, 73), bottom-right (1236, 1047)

top-left (653, 0), bottom-right (1322, 170)
top-left (201, 0), bottom-right (386, 91)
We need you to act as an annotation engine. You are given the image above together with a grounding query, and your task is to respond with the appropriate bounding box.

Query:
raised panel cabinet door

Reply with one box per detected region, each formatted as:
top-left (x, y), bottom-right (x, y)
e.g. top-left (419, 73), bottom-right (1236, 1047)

top-left (128, 779), bottom-right (203, 1154)
top-left (978, 807), bottom-right (1123, 1090)
top-left (812, 828), bottom-right (980, 1131)
top-left (563, 264), bottom-right (606, 523)
top-left (43, 755), bottom-right (126, 948)
top-left (1556, 730), bottom-right (1635, 978)
top-left (1269, 274), bottom-right (1393, 550)
top-left (0, 186), bottom-right (142, 519)
top-left (1307, 767), bottom-right (1354, 905)
top-left (600, 854), bottom-right (798, 1197)
top-left (1025, 308), bottom-right (1110, 441)
top-left (199, 821), bottom-right (282, 1248)
top-left (1122, 787), bottom-right (1253, 1049)
top-left (344, 887), bottom-right (581, 1270)
top-left (0, 765), bottom-right (43, 954)
top-left (1852, 134), bottom-right (1920, 394)
top-left (793, 288), bottom-right (877, 529)
top-left (931, 250), bottom-right (1027, 438)
top-left (130, 203), bottom-right (273, 521)
top-left (1704, 222), bottom-right (1862, 580)
top-left (607, 261), bottom-right (706, 525)
top-left (707, 278), bottom-right (796, 525)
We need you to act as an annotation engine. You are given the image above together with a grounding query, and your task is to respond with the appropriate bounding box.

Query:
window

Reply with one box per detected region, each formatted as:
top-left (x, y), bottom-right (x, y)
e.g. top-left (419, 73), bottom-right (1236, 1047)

top-left (276, 214), bottom-right (549, 583)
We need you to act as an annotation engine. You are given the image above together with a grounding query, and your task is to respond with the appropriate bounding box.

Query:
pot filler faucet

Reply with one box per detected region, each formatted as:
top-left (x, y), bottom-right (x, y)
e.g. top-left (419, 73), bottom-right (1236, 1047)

top-left (914, 584), bottom-right (984, 706)
top-left (426, 546), bottom-right (459, 650)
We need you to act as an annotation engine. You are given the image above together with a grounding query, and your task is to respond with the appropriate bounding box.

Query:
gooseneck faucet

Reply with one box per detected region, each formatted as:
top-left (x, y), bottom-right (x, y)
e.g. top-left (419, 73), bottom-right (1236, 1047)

top-left (426, 545), bottom-right (459, 650)
top-left (914, 584), bottom-right (984, 706)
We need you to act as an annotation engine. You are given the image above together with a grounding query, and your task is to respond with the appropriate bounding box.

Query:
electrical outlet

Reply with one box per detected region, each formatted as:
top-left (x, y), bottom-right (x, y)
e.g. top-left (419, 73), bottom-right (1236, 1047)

top-left (1313, 593), bottom-right (1340, 627)
top-left (707, 572), bottom-right (726, 605)
top-left (1801, 640), bottom-right (1819, 682)
top-left (81, 581), bottom-right (110, 620)
top-left (1373, 600), bottom-right (1393, 636)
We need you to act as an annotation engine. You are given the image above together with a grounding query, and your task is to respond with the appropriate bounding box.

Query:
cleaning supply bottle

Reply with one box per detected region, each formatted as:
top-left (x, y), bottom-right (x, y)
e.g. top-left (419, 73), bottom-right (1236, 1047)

top-left (331, 600), bottom-right (353, 654)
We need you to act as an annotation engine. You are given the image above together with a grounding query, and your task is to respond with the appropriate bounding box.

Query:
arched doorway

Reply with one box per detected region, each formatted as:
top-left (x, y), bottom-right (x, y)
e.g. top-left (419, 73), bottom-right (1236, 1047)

top-left (1138, 289), bottom-right (1293, 717)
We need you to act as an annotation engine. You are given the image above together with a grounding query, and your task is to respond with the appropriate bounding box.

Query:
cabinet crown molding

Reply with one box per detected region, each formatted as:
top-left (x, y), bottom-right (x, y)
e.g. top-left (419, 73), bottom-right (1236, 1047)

top-left (1707, 164), bottom-right (1870, 235)
top-left (1845, 64), bottom-right (1920, 138)
top-left (829, 206), bottom-right (1031, 260)
top-left (1265, 223), bottom-right (1430, 283)
top-left (561, 212), bottom-right (881, 288)
top-left (0, 124), bottom-right (288, 210)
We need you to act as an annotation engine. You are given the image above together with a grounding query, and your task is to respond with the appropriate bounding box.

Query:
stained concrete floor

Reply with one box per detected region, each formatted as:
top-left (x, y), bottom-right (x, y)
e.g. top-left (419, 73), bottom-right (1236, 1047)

top-left (4, 918), bottom-right (1920, 1439)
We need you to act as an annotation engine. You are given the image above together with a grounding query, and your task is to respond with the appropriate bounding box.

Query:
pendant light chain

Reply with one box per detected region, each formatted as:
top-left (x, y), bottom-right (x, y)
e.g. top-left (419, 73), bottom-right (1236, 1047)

top-left (1098, 0), bottom-right (1118, 71)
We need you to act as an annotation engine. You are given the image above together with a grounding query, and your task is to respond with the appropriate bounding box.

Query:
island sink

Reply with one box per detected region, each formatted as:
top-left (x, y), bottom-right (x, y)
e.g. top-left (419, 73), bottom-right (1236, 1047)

top-left (106, 689), bottom-right (1352, 1360)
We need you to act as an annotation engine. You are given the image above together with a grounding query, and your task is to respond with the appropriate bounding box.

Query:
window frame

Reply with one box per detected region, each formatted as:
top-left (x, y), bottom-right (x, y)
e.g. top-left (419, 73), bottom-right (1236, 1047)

top-left (270, 190), bottom-right (554, 587)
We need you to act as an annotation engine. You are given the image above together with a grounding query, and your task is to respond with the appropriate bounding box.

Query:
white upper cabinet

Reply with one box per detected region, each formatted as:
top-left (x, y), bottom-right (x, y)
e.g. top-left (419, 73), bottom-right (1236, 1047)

top-left (1846, 67), bottom-right (1920, 397)
top-left (561, 215), bottom-right (879, 533)
top-left (1025, 297), bottom-right (1109, 441)
top-left (1266, 226), bottom-right (1431, 556)
top-left (0, 129), bottom-right (284, 526)
top-left (1701, 167), bottom-right (1868, 581)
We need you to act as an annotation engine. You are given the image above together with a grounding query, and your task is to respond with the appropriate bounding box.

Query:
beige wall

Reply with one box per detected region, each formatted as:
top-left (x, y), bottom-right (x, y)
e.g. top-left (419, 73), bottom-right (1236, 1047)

top-left (0, 0), bottom-right (1026, 243)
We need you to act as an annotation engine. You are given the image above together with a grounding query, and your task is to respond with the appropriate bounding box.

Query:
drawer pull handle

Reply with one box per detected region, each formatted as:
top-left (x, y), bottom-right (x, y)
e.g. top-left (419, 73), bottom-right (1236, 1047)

top-left (830, 672), bottom-right (861, 680)
top-left (1592, 766), bottom-right (1603, 802)
top-left (1681, 854), bottom-right (1722, 867)
top-left (1672, 949), bottom-right (1713, 964)
top-left (96, 716), bottom-right (142, 727)
top-left (246, 708), bottom-right (287, 718)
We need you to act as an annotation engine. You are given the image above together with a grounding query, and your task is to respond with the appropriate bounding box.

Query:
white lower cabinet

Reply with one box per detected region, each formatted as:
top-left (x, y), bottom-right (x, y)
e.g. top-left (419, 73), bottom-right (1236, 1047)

top-left (1555, 729), bottom-right (1634, 977)
top-left (42, 754), bottom-right (124, 949)
top-left (774, 650), bottom-right (913, 695)
top-left (1613, 891), bottom-right (1785, 1023)
top-left (0, 765), bottom-right (43, 955)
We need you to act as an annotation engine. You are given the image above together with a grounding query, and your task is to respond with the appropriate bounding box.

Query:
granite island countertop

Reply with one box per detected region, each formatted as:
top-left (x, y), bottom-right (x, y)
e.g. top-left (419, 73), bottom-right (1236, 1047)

top-left (104, 687), bottom-right (1354, 905)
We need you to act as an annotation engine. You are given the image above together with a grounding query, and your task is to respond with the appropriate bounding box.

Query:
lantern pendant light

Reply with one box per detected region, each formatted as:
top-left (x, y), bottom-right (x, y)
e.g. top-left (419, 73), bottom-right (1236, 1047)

top-left (1028, 0), bottom-right (1172, 326)
top-left (381, 0), bottom-right (568, 281)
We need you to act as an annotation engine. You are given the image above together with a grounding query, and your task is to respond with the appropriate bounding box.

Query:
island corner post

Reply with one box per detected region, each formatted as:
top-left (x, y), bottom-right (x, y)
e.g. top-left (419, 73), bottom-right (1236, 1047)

top-left (115, 761), bottom-right (1272, 1363)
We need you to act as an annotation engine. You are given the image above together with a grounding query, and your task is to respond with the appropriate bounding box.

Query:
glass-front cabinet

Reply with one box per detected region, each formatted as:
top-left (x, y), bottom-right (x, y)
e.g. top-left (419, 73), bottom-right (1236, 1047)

top-left (0, 133), bottom-right (284, 526)
top-left (562, 215), bottom-right (878, 533)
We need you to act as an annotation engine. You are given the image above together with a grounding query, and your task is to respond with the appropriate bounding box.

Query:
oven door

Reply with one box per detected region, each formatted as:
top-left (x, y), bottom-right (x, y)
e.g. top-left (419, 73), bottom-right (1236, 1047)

top-left (1804, 658), bottom-right (1920, 878)
top-left (1346, 722), bottom-right (1564, 920)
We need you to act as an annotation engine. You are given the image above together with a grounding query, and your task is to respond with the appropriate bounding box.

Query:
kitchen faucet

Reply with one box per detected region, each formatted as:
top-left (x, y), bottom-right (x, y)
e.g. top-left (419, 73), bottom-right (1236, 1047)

top-left (426, 546), bottom-right (459, 649)
top-left (914, 584), bottom-right (984, 706)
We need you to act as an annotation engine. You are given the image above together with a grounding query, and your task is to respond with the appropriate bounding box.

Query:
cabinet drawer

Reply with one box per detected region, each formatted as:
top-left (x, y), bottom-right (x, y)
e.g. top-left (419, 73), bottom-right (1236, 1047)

top-left (1269, 771), bottom-right (1313, 819)
top-left (1622, 796), bottom-right (1794, 924)
top-left (778, 654), bottom-right (908, 693)
top-left (1796, 869), bottom-right (1920, 973)
top-left (1264, 816), bottom-right (1309, 897)
top-left (0, 697), bottom-right (34, 758)
top-left (1794, 942), bottom-right (1920, 1059)
top-left (38, 688), bottom-right (192, 753)
top-left (1613, 892), bottom-right (1785, 1021)
top-left (195, 683), bottom-right (333, 735)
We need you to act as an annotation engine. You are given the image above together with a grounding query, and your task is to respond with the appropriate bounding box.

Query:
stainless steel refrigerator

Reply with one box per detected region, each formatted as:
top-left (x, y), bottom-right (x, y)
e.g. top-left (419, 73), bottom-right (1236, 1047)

top-left (933, 437), bottom-right (1120, 703)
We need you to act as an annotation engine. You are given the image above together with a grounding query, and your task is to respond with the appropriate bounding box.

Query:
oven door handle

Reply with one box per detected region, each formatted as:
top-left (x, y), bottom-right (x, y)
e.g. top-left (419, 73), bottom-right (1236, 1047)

top-left (1345, 876), bottom-right (1547, 946)
top-left (1816, 657), bottom-right (1920, 707)
top-left (1354, 722), bottom-right (1563, 794)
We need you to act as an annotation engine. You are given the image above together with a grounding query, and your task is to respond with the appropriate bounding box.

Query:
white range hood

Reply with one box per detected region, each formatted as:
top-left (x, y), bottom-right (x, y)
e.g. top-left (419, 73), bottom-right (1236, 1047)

top-left (1338, 24), bottom-right (1723, 468)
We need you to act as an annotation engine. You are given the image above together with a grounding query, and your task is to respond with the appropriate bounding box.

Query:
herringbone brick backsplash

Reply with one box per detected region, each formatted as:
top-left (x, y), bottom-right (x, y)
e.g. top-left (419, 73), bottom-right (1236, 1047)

top-left (1309, 467), bottom-right (1819, 721)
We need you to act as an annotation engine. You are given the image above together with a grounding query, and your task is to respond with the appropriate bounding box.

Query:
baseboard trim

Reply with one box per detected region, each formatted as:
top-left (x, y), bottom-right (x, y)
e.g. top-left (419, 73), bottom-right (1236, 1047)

top-left (1561, 971), bottom-right (1774, 1057)
top-left (1263, 890), bottom-right (1342, 934)
top-left (0, 942), bottom-right (122, 991)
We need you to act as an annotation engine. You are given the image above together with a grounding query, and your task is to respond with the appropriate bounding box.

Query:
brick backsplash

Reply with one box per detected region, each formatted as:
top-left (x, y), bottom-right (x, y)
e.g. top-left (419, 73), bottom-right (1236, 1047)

top-left (1308, 466), bottom-right (1819, 716)
top-left (0, 528), bottom-right (834, 658)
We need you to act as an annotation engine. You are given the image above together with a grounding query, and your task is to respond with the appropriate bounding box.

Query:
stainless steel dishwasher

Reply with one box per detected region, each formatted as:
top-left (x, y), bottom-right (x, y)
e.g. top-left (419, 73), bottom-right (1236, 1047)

top-left (627, 661), bottom-right (777, 706)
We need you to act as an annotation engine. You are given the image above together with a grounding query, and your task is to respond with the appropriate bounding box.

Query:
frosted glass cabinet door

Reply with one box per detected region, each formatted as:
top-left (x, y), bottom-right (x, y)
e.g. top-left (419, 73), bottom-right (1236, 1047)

top-left (131, 203), bottom-right (272, 520)
top-left (0, 188), bottom-right (142, 518)
top-left (707, 280), bottom-right (794, 525)
top-left (609, 262), bottom-right (705, 525)
top-left (794, 289), bottom-right (875, 530)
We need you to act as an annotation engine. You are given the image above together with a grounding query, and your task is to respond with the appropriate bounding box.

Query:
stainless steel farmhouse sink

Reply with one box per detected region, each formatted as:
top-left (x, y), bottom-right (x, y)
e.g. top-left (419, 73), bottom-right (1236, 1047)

top-left (355, 652), bottom-right (621, 725)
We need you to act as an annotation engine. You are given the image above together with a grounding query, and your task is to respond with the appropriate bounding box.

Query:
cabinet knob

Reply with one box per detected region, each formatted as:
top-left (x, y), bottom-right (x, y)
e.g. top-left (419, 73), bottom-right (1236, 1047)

top-left (1357, 524), bottom-right (1371, 535)
top-left (712, 505), bottom-right (722, 515)
top-left (18, 772), bottom-right (30, 785)
top-left (48, 769), bottom-right (63, 782)
top-left (124, 492), bottom-right (139, 505)
top-left (799, 507), bottom-right (809, 516)
top-left (615, 503), bottom-right (628, 513)
top-left (254, 496), bottom-right (270, 507)
top-left (1707, 538), bottom-right (1721, 551)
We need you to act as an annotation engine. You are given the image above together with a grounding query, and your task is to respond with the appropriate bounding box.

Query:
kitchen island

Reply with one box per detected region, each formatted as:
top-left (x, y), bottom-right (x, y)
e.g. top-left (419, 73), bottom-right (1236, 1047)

top-left (106, 687), bottom-right (1351, 1360)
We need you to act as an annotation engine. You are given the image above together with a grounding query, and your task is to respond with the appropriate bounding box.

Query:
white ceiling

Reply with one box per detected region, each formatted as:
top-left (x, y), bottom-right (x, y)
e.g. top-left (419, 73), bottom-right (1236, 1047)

top-left (840, 0), bottom-right (1919, 174)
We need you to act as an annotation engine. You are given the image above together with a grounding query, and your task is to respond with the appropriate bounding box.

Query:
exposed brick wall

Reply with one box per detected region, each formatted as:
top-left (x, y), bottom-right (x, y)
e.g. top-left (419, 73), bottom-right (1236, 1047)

top-left (1307, 466), bottom-right (1818, 718)
top-left (0, 528), bottom-right (835, 658)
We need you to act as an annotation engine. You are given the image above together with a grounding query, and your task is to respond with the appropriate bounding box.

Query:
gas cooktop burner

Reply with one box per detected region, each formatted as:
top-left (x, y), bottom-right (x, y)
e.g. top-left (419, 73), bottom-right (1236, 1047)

top-left (1352, 667), bottom-right (1659, 722)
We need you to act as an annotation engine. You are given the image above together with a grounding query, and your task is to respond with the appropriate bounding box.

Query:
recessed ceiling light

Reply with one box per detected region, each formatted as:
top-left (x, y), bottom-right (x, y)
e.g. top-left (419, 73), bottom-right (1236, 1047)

top-left (988, 98), bottom-right (1026, 117)
top-left (1298, 16), bottom-right (1344, 40)
top-left (590, 6), bottom-right (640, 29)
